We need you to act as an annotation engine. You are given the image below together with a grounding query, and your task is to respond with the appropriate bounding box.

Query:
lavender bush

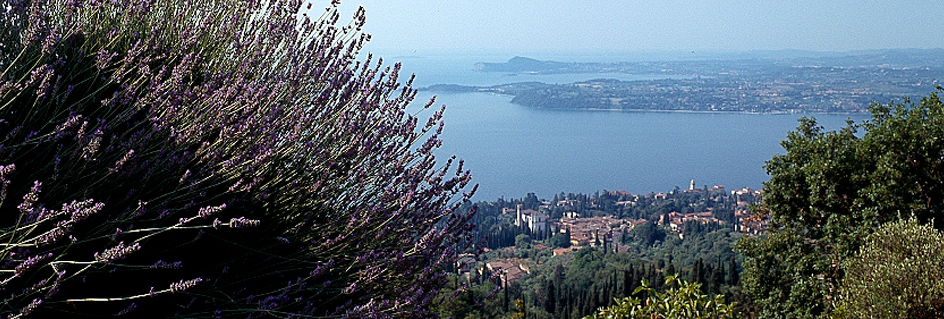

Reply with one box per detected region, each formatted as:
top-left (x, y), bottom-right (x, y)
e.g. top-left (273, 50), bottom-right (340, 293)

top-left (0, 0), bottom-right (475, 317)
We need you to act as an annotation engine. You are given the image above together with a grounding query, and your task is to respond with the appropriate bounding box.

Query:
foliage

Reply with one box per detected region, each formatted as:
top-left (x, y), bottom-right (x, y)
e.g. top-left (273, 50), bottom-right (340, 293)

top-left (736, 88), bottom-right (944, 318)
top-left (0, 0), bottom-right (474, 317)
top-left (515, 234), bottom-right (532, 250)
top-left (586, 274), bottom-right (738, 319)
top-left (625, 221), bottom-right (666, 246)
top-left (432, 275), bottom-right (505, 319)
top-left (548, 232), bottom-right (571, 248)
top-left (833, 219), bottom-right (944, 319)
top-left (471, 243), bottom-right (743, 319)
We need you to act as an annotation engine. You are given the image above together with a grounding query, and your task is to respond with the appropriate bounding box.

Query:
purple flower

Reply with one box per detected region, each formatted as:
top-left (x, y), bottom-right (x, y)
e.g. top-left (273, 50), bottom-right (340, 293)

top-left (117, 302), bottom-right (137, 316)
top-left (197, 203), bottom-right (226, 218)
top-left (14, 253), bottom-right (53, 276)
top-left (0, 0), bottom-right (479, 316)
top-left (17, 298), bottom-right (42, 317)
top-left (0, 164), bottom-right (15, 176)
top-left (17, 180), bottom-right (42, 215)
top-left (169, 278), bottom-right (203, 294)
top-left (229, 217), bottom-right (260, 229)
top-left (94, 242), bottom-right (141, 263)
top-left (62, 199), bottom-right (104, 222)
top-left (111, 149), bottom-right (135, 172)
top-left (149, 260), bottom-right (183, 269)
top-left (37, 224), bottom-right (70, 246)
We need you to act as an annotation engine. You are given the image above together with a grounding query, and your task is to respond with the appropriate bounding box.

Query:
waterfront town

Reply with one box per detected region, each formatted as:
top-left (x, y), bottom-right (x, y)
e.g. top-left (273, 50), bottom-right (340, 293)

top-left (458, 181), bottom-right (764, 286)
top-left (426, 51), bottom-right (944, 114)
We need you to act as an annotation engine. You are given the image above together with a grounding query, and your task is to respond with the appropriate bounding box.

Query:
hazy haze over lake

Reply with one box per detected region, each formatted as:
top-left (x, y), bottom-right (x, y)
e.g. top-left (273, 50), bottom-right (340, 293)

top-left (320, 1), bottom-right (940, 200)
top-left (401, 55), bottom-right (869, 200)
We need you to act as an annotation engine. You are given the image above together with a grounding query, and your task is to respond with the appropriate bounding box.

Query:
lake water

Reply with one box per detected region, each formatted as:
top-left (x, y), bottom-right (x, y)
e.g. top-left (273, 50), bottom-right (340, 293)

top-left (390, 53), bottom-right (870, 201)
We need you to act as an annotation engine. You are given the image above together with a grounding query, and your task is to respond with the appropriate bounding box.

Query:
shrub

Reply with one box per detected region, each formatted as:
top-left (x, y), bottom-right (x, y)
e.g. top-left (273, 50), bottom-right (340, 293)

top-left (0, 0), bottom-right (475, 317)
top-left (834, 219), bottom-right (944, 319)
top-left (586, 274), bottom-right (739, 319)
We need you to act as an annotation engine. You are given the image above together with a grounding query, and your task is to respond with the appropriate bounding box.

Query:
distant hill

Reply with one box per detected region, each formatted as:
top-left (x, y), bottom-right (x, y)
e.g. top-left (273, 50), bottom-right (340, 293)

top-left (420, 84), bottom-right (480, 92)
top-left (471, 49), bottom-right (944, 75)
top-left (473, 56), bottom-right (571, 73)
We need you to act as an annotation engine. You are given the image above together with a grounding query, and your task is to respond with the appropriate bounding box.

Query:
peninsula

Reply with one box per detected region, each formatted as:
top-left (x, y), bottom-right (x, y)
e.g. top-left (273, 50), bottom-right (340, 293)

top-left (424, 50), bottom-right (944, 113)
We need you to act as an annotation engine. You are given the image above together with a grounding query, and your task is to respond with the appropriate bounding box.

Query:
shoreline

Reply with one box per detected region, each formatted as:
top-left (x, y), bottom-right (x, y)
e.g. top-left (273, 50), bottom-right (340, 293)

top-left (431, 90), bottom-right (871, 116)
top-left (521, 105), bottom-right (870, 116)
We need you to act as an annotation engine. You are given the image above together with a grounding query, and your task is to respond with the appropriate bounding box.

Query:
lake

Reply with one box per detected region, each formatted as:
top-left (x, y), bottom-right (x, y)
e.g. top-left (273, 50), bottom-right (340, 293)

top-left (391, 53), bottom-right (870, 201)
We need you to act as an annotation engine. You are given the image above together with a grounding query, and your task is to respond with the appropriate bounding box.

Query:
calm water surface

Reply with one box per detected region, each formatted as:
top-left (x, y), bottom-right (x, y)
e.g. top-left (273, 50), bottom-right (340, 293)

top-left (394, 54), bottom-right (869, 200)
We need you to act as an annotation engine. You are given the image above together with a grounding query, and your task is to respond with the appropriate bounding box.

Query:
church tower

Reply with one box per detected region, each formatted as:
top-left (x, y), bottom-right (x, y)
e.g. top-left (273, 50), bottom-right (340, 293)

top-left (515, 204), bottom-right (523, 227)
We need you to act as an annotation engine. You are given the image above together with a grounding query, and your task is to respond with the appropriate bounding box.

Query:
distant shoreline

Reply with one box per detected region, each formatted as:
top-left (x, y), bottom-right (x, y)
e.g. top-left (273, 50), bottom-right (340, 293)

top-left (524, 105), bottom-right (869, 116)
top-left (431, 90), bottom-right (871, 116)
top-left (419, 51), bottom-right (943, 115)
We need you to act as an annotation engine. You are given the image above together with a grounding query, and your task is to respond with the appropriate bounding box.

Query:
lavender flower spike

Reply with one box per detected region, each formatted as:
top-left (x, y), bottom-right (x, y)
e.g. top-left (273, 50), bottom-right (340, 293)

top-left (94, 242), bottom-right (141, 264)
top-left (169, 278), bottom-right (203, 294)
top-left (17, 181), bottom-right (42, 215)
top-left (228, 217), bottom-right (260, 228)
top-left (14, 253), bottom-right (53, 276)
top-left (197, 203), bottom-right (226, 218)
top-left (12, 298), bottom-right (42, 318)
top-left (62, 199), bottom-right (104, 223)
top-left (0, 164), bottom-right (15, 176)
top-left (149, 260), bottom-right (183, 269)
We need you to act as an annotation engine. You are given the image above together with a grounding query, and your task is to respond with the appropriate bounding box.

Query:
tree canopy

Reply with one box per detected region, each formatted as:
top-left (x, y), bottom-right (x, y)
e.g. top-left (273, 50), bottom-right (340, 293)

top-left (736, 88), bottom-right (944, 318)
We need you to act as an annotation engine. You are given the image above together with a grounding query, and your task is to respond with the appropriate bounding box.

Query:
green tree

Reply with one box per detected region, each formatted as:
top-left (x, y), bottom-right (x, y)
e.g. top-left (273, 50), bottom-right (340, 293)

top-left (586, 274), bottom-right (738, 319)
top-left (516, 234), bottom-right (532, 250)
top-left (628, 221), bottom-right (665, 246)
top-left (736, 89), bottom-right (944, 318)
top-left (834, 219), bottom-right (944, 319)
top-left (549, 231), bottom-right (572, 248)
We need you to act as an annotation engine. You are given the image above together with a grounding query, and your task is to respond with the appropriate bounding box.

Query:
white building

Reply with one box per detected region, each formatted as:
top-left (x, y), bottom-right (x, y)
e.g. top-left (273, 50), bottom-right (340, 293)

top-left (515, 205), bottom-right (547, 234)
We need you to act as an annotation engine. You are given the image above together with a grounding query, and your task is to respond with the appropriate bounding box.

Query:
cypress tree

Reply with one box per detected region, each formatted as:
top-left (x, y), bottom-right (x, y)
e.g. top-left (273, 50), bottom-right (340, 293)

top-left (546, 280), bottom-right (556, 313)
top-left (666, 259), bottom-right (677, 277)
top-left (623, 267), bottom-right (634, 297)
top-left (692, 258), bottom-right (705, 284)
top-left (710, 264), bottom-right (724, 294)
top-left (727, 256), bottom-right (740, 286)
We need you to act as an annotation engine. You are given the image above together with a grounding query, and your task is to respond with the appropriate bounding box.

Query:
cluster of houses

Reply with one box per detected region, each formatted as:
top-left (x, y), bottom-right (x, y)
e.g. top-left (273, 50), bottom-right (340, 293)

top-left (558, 215), bottom-right (645, 247)
top-left (734, 209), bottom-right (766, 234)
top-left (484, 260), bottom-right (530, 286)
top-left (459, 183), bottom-right (766, 285)
top-left (659, 211), bottom-right (722, 232)
top-left (455, 253), bottom-right (533, 287)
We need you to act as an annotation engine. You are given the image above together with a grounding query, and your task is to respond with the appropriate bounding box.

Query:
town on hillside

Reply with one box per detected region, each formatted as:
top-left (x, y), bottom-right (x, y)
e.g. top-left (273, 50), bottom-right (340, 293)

top-left (456, 181), bottom-right (765, 287)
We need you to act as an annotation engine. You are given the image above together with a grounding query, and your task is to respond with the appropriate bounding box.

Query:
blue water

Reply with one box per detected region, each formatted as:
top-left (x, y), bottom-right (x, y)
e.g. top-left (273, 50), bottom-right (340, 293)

top-left (392, 53), bottom-right (870, 201)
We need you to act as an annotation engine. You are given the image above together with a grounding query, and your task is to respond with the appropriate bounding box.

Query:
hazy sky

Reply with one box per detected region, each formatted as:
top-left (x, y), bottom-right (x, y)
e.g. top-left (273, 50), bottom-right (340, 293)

top-left (334, 1), bottom-right (944, 54)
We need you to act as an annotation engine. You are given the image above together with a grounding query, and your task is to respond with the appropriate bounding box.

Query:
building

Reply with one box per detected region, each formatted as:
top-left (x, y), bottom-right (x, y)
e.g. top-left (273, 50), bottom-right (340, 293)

top-left (732, 187), bottom-right (761, 203)
top-left (515, 205), bottom-right (547, 235)
top-left (486, 261), bottom-right (529, 287)
top-left (455, 254), bottom-right (476, 275)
